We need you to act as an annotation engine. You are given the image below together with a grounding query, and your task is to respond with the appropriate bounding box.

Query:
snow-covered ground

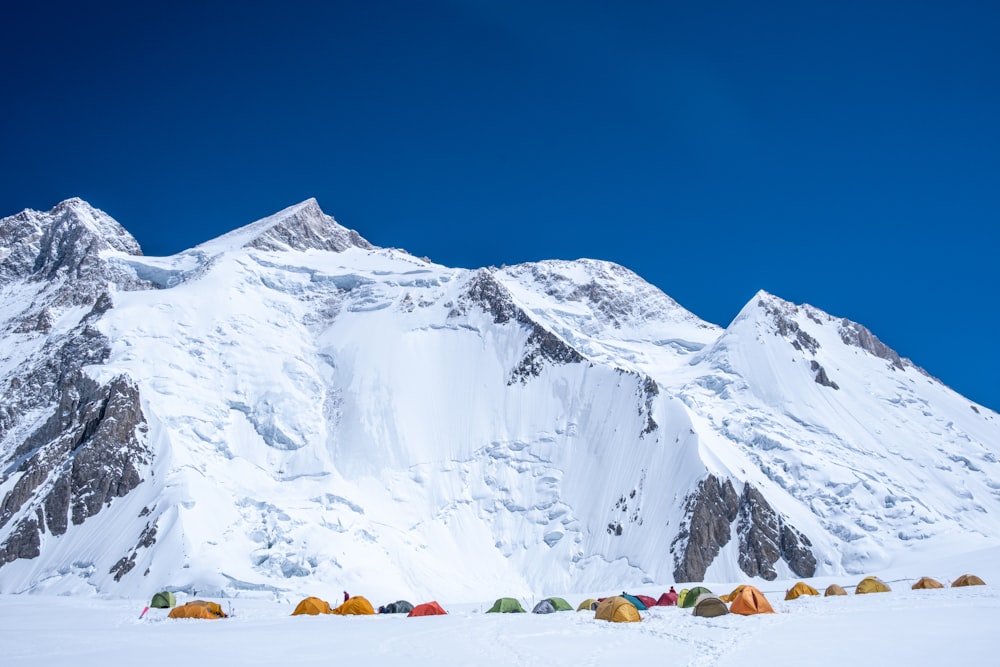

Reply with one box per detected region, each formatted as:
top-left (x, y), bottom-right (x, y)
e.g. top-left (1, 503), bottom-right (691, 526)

top-left (4, 546), bottom-right (997, 666)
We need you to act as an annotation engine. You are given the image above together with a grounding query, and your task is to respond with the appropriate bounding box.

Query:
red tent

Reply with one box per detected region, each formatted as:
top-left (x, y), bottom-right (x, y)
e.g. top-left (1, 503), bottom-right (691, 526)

top-left (656, 590), bottom-right (679, 606)
top-left (408, 601), bottom-right (448, 617)
top-left (635, 595), bottom-right (657, 609)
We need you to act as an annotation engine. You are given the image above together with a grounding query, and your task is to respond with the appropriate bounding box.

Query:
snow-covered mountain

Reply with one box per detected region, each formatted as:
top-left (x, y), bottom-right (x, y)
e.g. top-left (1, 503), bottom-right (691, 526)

top-left (1, 198), bottom-right (997, 602)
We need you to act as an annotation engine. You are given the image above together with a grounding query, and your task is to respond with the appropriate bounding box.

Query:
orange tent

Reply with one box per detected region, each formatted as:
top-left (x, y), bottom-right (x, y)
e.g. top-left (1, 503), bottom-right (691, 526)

top-left (292, 596), bottom-right (333, 615)
top-left (911, 577), bottom-right (944, 590)
top-left (594, 596), bottom-right (641, 623)
top-left (729, 585), bottom-right (774, 615)
top-left (408, 601), bottom-right (447, 617)
top-left (332, 596), bottom-right (376, 615)
top-left (785, 581), bottom-right (819, 600)
top-left (952, 574), bottom-right (986, 587)
top-left (168, 600), bottom-right (227, 619)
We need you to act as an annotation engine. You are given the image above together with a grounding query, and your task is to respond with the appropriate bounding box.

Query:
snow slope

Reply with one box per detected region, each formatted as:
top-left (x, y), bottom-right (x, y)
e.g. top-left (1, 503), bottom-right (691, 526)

top-left (0, 198), bottom-right (997, 606)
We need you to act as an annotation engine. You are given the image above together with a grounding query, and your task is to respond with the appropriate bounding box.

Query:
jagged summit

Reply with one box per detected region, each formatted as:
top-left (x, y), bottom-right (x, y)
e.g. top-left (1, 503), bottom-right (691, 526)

top-left (194, 198), bottom-right (375, 255)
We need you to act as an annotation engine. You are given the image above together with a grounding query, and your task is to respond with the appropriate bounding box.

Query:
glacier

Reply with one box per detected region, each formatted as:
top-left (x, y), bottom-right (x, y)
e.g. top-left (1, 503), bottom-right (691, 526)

top-left (0, 197), bottom-right (997, 603)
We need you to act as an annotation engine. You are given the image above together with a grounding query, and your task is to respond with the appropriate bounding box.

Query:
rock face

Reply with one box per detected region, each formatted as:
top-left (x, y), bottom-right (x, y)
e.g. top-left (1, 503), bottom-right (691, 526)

top-left (0, 373), bottom-right (150, 564)
top-left (672, 475), bottom-right (816, 582)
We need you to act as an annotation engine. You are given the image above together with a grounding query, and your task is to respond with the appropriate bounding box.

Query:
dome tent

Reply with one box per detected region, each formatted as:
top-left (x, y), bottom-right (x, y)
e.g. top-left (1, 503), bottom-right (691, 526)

top-left (679, 586), bottom-right (713, 608)
top-left (856, 577), bottom-right (891, 594)
top-left (408, 601), bottom-right (447, 617)
top-left (785, 581), bottom-right (819, 600)
top-left (729, 586), bottom-right (775, 615)
top-left (912, 577), bottom-right (944, 590)
top-left (692, 595), bottom-right (729, 618)
top-left (533, 597), bottom-right (572, 613)
top-left (291, 596), bottom-right (333, 615)
top-left (824, 584), bottom-right (847, 596)
top-left (577, 598), bottom-right (599, 611)
top-left (381, 600), bottom-right (414, 614)
top-left (952, 574), bottom-right (986, 587)
top-left (150, 591), bottom-right (176, 609)
top-left (168, 600), bottom-right (227, 620)
top-left (487, 597), bottom-right (526, 613)
top-left (594, 596), bottom-right (641, 623)
top-left (332, 596), bottom-right (376, 615)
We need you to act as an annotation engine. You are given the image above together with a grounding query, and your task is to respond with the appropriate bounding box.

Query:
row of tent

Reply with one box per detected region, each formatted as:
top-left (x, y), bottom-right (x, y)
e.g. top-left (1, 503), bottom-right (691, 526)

top-left (150, 573), bottom-right (986, 621)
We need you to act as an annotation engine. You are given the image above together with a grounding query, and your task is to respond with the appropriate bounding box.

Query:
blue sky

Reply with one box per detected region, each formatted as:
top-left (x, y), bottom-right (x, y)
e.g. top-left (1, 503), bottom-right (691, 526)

top-left (3, 1), bottom-right (998, 410)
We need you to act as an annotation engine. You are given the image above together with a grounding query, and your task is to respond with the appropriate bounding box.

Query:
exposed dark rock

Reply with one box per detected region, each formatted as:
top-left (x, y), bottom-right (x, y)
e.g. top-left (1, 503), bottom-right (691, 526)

top-left (758, 298), bottom-right (820, 354)
top-left (0, 518), bottom-right (41, 564)
top-left (671, 475), bottom-right (739, 582)
top-left (810, 360), bottom-right (840, 390)
top-left (838, 319), bottom-right (909, 371)
top-left (640, 375), bottom-right (659, 434)
top-left (0, 374), bottom-right (150, 567)
top-left (736, 483), bottom-right (816, 579)
top-left (244, 199), bottom-right (374, 253)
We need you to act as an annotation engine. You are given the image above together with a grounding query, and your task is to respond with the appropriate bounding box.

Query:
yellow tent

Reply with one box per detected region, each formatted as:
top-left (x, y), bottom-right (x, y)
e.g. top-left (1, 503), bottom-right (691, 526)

top-left (292, 596), bottom-right (333, 615)
top-left (594, 596), bottom-right (641, 623)
top-left (332, 596), bottom-right (376, 615)
top-left (952, 574), bottom-right (986, 587)
top-left (576, 598), bottom-right (598, 611)
top-left (785, 581), bottom-right (820, 600)
top-left (168, 600), bottom-right (227, 619)
top-left (720, 585), bottom-right (745, 603)
top-left (729, 585), bottom-right (774, 615)
top-left (856, 577), bottom-right (891, 594)
top-left (824, 584), bottom-right (847, 596)
top-left (911, 577), bottom-right (944, 590)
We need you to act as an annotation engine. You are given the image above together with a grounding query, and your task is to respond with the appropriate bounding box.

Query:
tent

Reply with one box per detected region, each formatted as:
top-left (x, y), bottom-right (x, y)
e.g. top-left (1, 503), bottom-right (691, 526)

top-left (487, 597), bottom-right (526, 613)
top-left (381, 600), bottom-right (414, 614)
top-left (655, 590), bottom-right (678, 606)
top-left (824, 584), bottom-right (847, 596)
top-left (952, 574), bottom-right (986, 587)
top-left (620, 594), bottom-right (648, 611)
top-left (677, 588), bottom-right (691, 607)
top-left (634, 595), bottom-right (657, 609)
top-left (533, 597), bottom-right (572, 613)
top-left (785, 581), bottom-right (820, 600)
top-left (408, 601), bottom-right (447, 617)
top-left (912, 577), bottom-right (944, 590)
top-left (856, 577), bottom-right (891, 594)
top-left (720, 585), bottom-right (745, 603)
top-left (594, 596), bottom-right (641, 623)
top-left (577, 599), bottom-right (599, 612)
top-left (168, 600), bottom-right (227, 620)
top-left (292, 597), bottom-right (333, 615)
top-left (692, 595), bottom-right (729, 618)
top-left (729, 585), bottom-right (775, 615)
top-left (679, 586), bottom-right (712, 608)
top-left (150, 591), bottom-right (176, 609)
top-left (332, 596), bottom-right (375, 615)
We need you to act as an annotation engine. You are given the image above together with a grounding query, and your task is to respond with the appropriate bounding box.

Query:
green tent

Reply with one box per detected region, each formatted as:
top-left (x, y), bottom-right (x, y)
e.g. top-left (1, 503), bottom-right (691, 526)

top-left (545, 597), bottom-right (573, 611)
top-left (679, 586), bottom-right (713, 608)
top-left (486, 597), bottom-right (526, 613)
top-left (150, 591), bottom-right (176, 609)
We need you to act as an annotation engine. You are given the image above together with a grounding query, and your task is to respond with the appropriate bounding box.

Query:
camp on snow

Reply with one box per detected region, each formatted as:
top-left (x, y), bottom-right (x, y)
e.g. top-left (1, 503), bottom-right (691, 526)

top-left (692, 595), bottom-right (729, 618)
top-left (150, 591), bottom-right (176, 608)
top-left (487, 598), bottom-right (526, 613)
top-left (168, 600), bottom-right (227, 620)
top-left (729, 585), bottom-right (775, 615)
top-left (594, 596), bottom-right (641, 623)
top-left (408, 601), bottom-right (447, 617)
top-left (380, 600), bottom-right (414, 614)
top-left (856, 577), bottom-right (891, 594)
top-left (785, 581), bottom-right (820, 600)
top-left (679, 586), bottom-right (713, 608)
top-left (291, 597), bottom-right (332, 615)
top-left (912, 577), bottom-right (944, 590)
top-left (952, 574), bottom-right (986, 587)
top-left (332, 596), bottom-right (375, 615)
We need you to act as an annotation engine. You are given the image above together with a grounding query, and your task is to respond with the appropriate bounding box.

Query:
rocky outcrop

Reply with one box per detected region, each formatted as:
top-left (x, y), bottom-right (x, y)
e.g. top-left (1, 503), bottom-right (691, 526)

top-left (243, 199), bottom-right (374, 253)
top-left (759, 297), bottom-right (820, 355)
top-left (810, 360), bottom-right (839, 390)
top-left (672, 475), bottom-right (816, 582)
top-left (671, 475), bottom-right (740, 582)
top-left (0, 373), bottom-right (150, 566)
top-left (454, 270), bottom-right (585, 383)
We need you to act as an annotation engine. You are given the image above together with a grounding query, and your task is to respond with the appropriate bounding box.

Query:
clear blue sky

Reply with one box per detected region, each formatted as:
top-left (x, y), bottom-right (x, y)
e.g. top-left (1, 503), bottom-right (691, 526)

top-left (3, 1), bottom-right (998, 410)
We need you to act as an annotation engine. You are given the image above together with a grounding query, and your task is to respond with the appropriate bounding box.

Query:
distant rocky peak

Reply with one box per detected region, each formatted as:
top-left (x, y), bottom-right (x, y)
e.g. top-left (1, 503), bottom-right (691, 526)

top-left (0, 199), bottom-right (141, 286)
top-left (238, 198), bottom-right (375, 253)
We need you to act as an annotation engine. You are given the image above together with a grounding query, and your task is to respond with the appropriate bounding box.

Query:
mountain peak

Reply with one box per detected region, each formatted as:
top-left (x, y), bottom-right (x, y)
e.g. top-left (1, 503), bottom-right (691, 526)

top-left (200, 198), bottom-right (375, 254)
